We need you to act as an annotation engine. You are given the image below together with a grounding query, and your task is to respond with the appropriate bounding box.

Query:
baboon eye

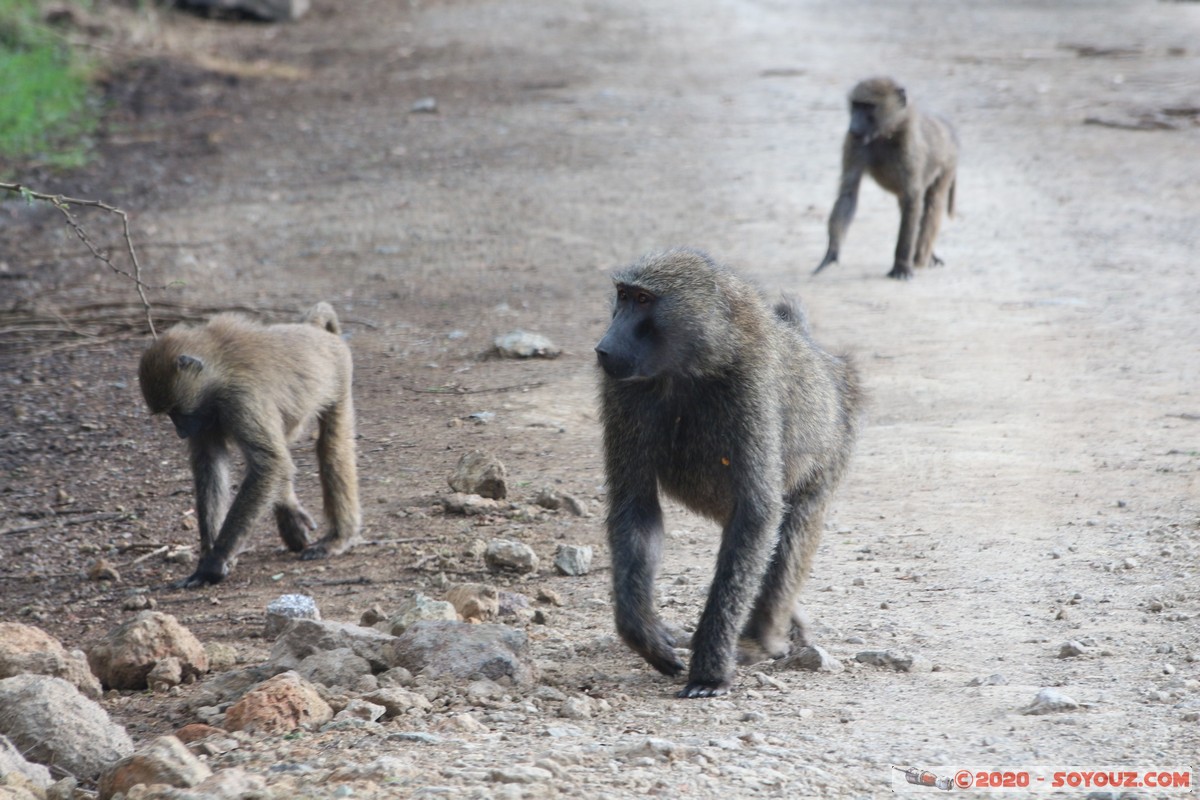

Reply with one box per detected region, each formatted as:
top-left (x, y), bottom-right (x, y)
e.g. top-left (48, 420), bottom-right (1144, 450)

top-left (635, 292), bottom-right (651, 305)
top-left (617, 288), bottom-right (628, 301)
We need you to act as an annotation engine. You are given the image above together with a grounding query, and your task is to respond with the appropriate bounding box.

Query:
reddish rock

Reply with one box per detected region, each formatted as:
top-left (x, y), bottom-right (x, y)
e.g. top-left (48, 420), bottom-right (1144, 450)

top-left (223, 671), bottom-right (332, 734)
top-left (0, 622), bottom-right (102, 700)
top-left (173, 723), bottom-right (226, 744)
top-left (87, 612), bottom-right (208, 691)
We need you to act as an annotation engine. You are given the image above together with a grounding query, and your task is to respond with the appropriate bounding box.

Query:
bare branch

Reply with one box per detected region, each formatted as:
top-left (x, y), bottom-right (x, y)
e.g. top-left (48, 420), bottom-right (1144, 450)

top-left (1, 181), bottom-right (157, 337)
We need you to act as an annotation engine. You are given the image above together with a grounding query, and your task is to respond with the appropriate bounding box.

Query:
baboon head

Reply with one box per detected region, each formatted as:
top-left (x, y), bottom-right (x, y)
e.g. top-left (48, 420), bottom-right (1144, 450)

top-left (847, 76), bottom-right (908, 143)
top-left (139, 337), bottom-right (218, 439)
top-left (595, 249), bottom-right (740, 382)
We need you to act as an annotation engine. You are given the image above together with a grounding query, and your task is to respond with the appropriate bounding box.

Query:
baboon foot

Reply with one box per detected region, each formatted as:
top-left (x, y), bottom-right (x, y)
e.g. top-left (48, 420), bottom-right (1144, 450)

top-left (169, 555), bottom-right (230, 589)
top-left (812, 251), bottom-right (839, 276)
top-left (930, 252), bottom-right (945, 267)
top-left (678, 674), bottom-right (733, 699)
top-left (300, 532), bottom-right (359, 561)
top-left (275, 504), bottom-right (317, 552)
top-left (736, 638), bottom-right (776, 666)
top-left (620, 622), bottom-right (685, 677)
top-left (887, 264), bottom-right (914, 280)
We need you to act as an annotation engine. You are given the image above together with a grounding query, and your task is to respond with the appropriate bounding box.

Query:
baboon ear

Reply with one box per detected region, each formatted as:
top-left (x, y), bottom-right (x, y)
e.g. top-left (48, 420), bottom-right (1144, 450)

top-left (177, 354), bottom-right (205, 372)
top-left (896, 87), bottom-right (907, 107)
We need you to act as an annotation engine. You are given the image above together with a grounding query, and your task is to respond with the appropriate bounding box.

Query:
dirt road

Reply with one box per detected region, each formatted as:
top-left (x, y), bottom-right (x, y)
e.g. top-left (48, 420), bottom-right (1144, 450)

top-left (2, 0), bottom-right (1198, 796)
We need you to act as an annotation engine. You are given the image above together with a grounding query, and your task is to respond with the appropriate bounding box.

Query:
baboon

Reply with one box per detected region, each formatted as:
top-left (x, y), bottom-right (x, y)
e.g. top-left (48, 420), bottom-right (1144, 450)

top-left (595, 249), bottom-right (861, 698)
top-left (813, 76), bottom-right (957, 280)
top-left (138, 302), bottom-right (361, 588)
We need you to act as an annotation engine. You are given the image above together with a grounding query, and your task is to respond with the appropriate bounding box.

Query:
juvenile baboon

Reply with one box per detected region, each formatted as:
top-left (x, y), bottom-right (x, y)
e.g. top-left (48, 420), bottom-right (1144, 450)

top-left (595, 249), bottom-right (861, 697)
top-left (813, 76), bottom-right (958, 280)
top-left (139, 302), bottom-right (361, 588)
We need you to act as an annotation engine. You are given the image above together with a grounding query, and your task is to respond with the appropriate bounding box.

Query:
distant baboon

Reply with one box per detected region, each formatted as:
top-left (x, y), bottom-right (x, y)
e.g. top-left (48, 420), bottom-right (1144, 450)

top-left (139, 302), bottom-right (361, 588)
top-left (595, 249), bottom-right (862, 697)
top-left (813, 76), bottom-right (958, 280)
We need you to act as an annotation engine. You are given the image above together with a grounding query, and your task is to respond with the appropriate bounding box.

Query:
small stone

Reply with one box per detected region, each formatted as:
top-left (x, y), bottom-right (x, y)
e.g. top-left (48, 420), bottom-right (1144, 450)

top-left (359, 604), bottom-right (387, 627)
top-left (854, 649), bottom-right (929, 672)
top-left (445, 583), bottom-right (500, 622)
top-left (967, 673), bottom-right (1008, 687)
top-left (88, 558), bottom-right (120, 582)
top-left (387, 593), bottom-right (458, 635)
top-left (264, 594), bottom-right (320, 640)
top-left (492, 330), bottom-right (561, 359)
top-left (537, 588), bottom-right (564, 607)
top-left (553, 544), bottom-right (594, 576)
top-left (333, 699), bottom-right (385, 723)
top-left (484, 539), bottom-right (539, 574)
top-left (147, 657), bottom-right (183, 691)
top-left (1123, 557), bottom-right (1138, 570)
top-left (558, 696), bottom-right (592, 720)
top-left (534, 487), bottom-right (563, 510)
top-left (448, 450), bottom-right (508, 500)
top-left (488, 765), bottom-right (555, 784)
top-left (410, 97), bottom-right (438, 113)
top-left (779, 645), bottom-right (843, 673)
top-left (1058, 640), bottom-right (1088, 658)
top-left (1021, 687), bottom-right (1080, 715)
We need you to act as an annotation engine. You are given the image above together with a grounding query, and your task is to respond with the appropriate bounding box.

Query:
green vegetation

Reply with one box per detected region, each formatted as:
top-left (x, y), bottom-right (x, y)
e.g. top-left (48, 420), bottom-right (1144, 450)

top-left (0, 0), bottom-right (97, 167)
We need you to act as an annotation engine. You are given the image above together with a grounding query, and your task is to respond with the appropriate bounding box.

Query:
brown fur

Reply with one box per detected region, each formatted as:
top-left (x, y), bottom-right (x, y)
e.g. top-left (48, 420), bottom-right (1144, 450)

top-left (138, 302), bottom-right (361, 587)
top-left (596, 249), bottom-right (862, 697)
top-left (814, 76), bottom-right (958, 280)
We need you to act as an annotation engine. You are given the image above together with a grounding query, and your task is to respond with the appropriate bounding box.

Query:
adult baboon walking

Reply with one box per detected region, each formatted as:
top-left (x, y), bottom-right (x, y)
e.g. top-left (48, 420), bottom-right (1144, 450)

top-left (139, 302), bottom-right (361, 588)
top-left (595, 249), bottom-right (862, 697)
top-left (813, 76), bottom-right (958, 280)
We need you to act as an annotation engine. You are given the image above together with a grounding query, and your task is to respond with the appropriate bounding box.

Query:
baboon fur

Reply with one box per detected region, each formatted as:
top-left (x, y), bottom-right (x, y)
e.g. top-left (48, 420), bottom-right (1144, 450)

top-left (814, 76), bottom-right (958, 280)
top-left (596, 248), bottom-right (862, 697)
top-left (138, 302), bottom-right (360, 588)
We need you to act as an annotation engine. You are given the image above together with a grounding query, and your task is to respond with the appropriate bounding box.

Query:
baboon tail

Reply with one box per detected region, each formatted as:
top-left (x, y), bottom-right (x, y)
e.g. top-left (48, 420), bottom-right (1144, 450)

top-left (303, 302), bottom-right (342, 335)
top-left (774, 298), bottom-right (812, 338)
top-left (947, 175), bottom-right (956, 218)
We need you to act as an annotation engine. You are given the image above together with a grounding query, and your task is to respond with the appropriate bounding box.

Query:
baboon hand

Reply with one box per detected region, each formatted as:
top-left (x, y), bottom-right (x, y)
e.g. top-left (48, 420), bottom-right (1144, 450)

top-left (930, 252), bottom-right (945, 267)
top-left (169, 555), bottom-right (230, 589)
top-left (887, 264), bottom-right (914, 280)
top-left (677, 676), bottom-right (732, 699)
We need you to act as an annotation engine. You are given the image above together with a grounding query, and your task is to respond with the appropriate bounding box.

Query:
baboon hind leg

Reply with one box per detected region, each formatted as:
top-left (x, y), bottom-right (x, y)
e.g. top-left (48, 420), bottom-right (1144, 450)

top-left (274, 485), bottom-right (317, 553)
top-left (915, 172), bottom-right (954, 269)
top-left (303, 398), bottom-right (361, 560)
top-left (741, 488), bottom-right (828, 659)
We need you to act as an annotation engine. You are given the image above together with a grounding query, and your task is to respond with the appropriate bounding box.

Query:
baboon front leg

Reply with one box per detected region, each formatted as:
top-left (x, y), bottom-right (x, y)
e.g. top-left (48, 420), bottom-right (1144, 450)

top-left (609, 495), bottom-right (685, 679)
top-left (915, 173), bottom-right (953, 269)
top-left (814, 159), bottom-right (864, 275)
top-left (188, 436), bottom-right (231, 560)
top-left (302, 398), bottom-right (361, 560)
top-left (742, 488), bottom-right (828, 659)
top-left (683, 501), bottom-right (780, 698)
top-left (175, 444), bottom-right (288, 588)
top-left (888, 193), bottom-right (923, 280)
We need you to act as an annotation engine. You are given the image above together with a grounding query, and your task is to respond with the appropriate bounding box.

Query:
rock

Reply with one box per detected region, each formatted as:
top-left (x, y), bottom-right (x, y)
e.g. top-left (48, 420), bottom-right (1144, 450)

top-left (98, 736), bottom-right (211, 800)
top-left (87, 612), bottom-right (207, 690)
top-left (389, 620), bottom-right (538, 688)
top-left (448, 450), bottom-right (508, 499)
top-left (410, 97), bottom-right (438, 113)
top-left (446, 583), bottom-right (500, 622)
top-left (189, 768), bottom-right (267, 798)
top-left (854, 649), bottom-right (931, 672)
top-left (497, 591), bottom-right (531, 617)
top-left (297, 647), bottom-right (372, 688)
top-left (1058, 640), bottom-right (1088, 658)
top-left (560, 493), bottom-right (589, 517)
top-left (484, 539), bottom-right (539, 574)
top-left (173, 723), bottom-right (225, 745)
top-left (441, 492), bottom-right (502, 516)
top-left (185, 666), bottom-right (273, 712)
top-left (359, 604), bottom-right (387, 627)
top-left (0, 622), bottom-right (102, 699)
top-left (779, 644), bottom-right (844, 673)
top-left (1022, 687), bottom-right (1081, 715)
top-left (492, 330), bottom-right (561, 359)
top-left (537, 587), bottom-right (564, 607)
top-left (175, 0), bottom-right (309, 22)
top-left (0, 675), bottom-right (133, 781)
top-left (268, 619), bottom-right (398, 673)
top-left (223, 671), bottom-right (333, 734)
top-left (553, 544), bottom-right (594, 576)
top-left (87, 557), bottom-right (120, 582)
top-left (333, 699), bottom-right (385, 723)
top-left (0, 734), bottom-right (53, 790)
top-left (146, 656), bottom-right (183, 691)
top-left (534, 487), bottom-right (563, 510)
top-left (264, 594), bottom-right (321, 640)
top-left (359, 687), bottom-right (432, 718)
top-left (967, 673), bottom-right (1008, 686)
top-left (203, 642), bottom-right (238, 674)
top-left (488, 765), bottom-right (555, 784)
top-left (386, 593), bottom-right (459, 635)
top-left (558, 696), bottom-right (593, 720)
top-left (618, 737), bottom-right (699, 762)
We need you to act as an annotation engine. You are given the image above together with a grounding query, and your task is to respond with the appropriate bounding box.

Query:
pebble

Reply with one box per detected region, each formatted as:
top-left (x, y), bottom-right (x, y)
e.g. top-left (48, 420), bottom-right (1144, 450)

top-left (1058, 640), bottom-right (1088, 658)
top-left (1021, 687), bottom-right (1080, 715)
